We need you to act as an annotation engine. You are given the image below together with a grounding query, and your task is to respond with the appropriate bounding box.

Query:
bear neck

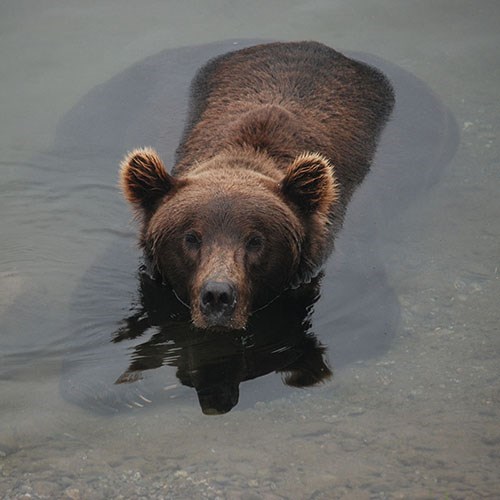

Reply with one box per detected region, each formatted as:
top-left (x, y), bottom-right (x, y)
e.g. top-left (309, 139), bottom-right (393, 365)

top-left (177, 146), bottom-right (283, 182)
top-left (174, 104), bottom-right (306, 179)
top-left (223, 104), bottom-right (304, 168)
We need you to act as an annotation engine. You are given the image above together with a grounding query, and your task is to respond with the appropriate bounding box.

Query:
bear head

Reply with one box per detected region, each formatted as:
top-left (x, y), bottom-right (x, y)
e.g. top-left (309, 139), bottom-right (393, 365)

top-left (120, 147), bottom-right (338, 330)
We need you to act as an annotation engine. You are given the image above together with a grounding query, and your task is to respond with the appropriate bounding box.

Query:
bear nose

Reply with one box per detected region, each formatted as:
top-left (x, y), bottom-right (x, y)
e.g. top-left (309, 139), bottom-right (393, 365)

top-left (200, 281), bottom-right (236, 323)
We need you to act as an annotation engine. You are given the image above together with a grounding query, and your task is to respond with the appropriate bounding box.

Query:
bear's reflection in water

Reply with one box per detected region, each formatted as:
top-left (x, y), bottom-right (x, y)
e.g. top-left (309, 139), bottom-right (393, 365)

top-left (113, 270), bottom-right (330, 415)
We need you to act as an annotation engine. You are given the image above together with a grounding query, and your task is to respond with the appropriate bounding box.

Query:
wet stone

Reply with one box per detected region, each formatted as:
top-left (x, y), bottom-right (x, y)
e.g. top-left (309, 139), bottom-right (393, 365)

top-left (64, 487), bottom-right (81, 500)
top-left (33, 480), bottom-right (59, 497)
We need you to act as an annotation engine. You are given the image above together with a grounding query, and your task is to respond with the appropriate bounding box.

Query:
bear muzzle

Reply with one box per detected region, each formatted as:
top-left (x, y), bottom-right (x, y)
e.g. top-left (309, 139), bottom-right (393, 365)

top-left (199, 280), bottom-right (238, 328)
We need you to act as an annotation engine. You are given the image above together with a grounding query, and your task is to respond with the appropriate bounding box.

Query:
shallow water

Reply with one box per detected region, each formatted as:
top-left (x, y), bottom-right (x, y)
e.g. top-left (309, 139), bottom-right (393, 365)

top-left (1, 1), bottom-right (499, 498)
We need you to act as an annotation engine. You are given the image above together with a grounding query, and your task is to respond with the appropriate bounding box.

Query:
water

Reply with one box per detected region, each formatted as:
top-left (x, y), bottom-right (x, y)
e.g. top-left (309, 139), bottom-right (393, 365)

top-left (1, 1), bottom-right (499, 498)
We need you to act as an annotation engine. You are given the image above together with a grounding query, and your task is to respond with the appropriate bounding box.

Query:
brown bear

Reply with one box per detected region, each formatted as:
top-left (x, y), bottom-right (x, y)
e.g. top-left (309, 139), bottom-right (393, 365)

top-left (120, 41), bottom-right (394, 330)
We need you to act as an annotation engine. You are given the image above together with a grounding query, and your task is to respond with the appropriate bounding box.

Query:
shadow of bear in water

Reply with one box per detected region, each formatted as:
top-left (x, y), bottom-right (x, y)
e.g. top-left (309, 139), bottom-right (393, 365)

top-left (58, 39), bottom-right (458, 415)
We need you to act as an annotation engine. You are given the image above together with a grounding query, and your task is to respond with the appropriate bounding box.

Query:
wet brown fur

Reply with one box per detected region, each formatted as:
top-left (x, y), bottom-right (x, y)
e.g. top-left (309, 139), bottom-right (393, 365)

top-left (120, 41), bottom-right (394, 329)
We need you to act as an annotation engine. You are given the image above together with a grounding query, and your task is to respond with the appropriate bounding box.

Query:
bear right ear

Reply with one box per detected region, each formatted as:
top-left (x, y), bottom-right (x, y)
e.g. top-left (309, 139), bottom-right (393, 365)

top-left (281, 152), bottom-right (339, 215)
top-left (120, 147), bottom-right (176, 214)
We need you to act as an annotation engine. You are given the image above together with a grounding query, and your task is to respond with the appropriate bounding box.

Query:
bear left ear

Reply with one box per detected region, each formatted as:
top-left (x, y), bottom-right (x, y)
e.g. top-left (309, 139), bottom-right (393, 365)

top-left (120, 147), bottom-right (177, 214)
top-left (281, 152), bottom-right (338, 215)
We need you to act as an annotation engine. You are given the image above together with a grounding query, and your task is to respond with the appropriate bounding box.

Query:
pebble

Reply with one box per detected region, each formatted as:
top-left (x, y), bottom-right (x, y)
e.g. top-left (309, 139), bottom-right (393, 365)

top-left (64, 488), bottom-right (81, 500)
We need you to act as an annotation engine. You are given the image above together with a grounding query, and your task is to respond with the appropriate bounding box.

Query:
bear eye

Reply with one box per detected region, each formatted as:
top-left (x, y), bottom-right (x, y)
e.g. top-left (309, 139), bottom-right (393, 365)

top-left (184, 231), bottom-right (201, 250)
top-left (246, 234), bottom-right (264, 252)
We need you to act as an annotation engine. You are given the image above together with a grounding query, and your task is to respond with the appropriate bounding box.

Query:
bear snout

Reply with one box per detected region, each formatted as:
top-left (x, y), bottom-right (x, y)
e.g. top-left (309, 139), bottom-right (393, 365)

top-left (199, 280), bottom-right (237, 327)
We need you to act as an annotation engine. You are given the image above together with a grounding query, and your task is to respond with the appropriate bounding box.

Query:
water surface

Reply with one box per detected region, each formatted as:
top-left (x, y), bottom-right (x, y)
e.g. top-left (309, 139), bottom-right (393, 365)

top-left (1, 1), bottom-right (499, 498)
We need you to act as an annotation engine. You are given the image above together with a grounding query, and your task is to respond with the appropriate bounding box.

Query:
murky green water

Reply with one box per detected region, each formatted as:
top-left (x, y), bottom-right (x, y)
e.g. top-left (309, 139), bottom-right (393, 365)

top-left (1, 1), bottom-right (499, 498)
